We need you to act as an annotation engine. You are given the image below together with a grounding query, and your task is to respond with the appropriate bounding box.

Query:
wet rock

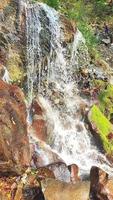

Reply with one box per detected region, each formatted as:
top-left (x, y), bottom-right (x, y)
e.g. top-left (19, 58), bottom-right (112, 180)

top-left (68, 164), bottom-right (80, 184)
top-left (0, 80), bottom-right (30, 174)
top-left (0, 33), bottom-right (8, 66)
top-left (31, 97), bottom-right (47, 142)
top-left (89, 166), bottom-right (113, 200)
top-left (42, 178), bottom-right (90, 200)
top-left (0, 64), bottom-right (5, 79)
top-left (30, 139), bottom-right (64, 168)
top-left (49, 162), bottom-right (70, 183)
top-left (102, 38), bottom-right (111, 45)
top-left (60, 16), bottom-right (76, 43)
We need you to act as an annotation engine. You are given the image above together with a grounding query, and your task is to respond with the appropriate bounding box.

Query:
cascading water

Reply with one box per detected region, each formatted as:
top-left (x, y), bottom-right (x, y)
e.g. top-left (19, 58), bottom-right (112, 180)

top-left (2, 67), bottom-right (10, 83)
top-left (26, 2), bottom-right (113, 176)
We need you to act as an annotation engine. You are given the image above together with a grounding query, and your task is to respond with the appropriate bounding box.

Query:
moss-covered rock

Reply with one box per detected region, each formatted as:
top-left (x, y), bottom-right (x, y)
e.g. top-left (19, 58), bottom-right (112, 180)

top-left (7, 51), bottom-right (25, 84)
top-left (88, 105), bottom-right (113, 154)
top-left (98, 84), bottom-right (113, 120)
top-left (92, 79), bottom-right (107, 91)
top-left (0, 0), bottom-right (26, 86)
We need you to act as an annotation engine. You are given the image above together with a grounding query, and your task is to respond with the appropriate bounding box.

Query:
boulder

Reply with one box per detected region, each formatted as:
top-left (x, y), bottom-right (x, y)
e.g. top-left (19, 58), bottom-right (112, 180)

top-left (89, 166), bottom-right (113, 200)
top-left (88, 105), bottom-right (113, 155)
top-left (30, 97), bottom-right (47, 142)
top-left (42, 178), bottom-right (90, 200)
top-left (49, 162), bottom-right (70, 182)
top-left (0, 80), bottom-right (30, 174)
top-left (30, 139), bottom-right (64, 168)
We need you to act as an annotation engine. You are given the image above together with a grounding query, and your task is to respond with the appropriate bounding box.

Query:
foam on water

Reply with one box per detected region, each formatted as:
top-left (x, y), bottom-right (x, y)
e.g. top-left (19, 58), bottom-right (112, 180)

top-left (26, 2), bottom-right (113, 175)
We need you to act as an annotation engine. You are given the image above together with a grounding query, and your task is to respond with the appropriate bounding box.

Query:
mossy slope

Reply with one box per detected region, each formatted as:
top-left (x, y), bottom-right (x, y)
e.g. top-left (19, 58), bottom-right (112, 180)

top-left (99, 84), bottom-right (113, 120)
top-left (89, 105), bottom-right (113, 154)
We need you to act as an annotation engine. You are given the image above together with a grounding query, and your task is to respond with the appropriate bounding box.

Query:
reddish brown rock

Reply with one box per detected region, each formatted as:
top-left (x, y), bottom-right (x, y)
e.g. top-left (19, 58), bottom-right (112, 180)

top-left (31, 98), bottom-right (47, 142)
top-left (68, 164), bottom-right (80, 184)
top-left (89, 166), bottom-right (113, 200)
top-left (0, 80), bottom-right (30, 174)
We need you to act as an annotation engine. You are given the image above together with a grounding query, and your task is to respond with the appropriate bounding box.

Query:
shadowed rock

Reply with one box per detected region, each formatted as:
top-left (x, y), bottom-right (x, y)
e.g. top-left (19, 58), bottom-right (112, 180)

top-left (89, 166), bottom-right (113, 200)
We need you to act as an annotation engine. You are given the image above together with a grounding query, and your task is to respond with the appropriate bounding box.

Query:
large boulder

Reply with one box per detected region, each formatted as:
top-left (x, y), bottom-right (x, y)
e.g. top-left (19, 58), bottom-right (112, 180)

top-left (89, 166), bottom-right (113, 200)
top-left (42, 178), bottom-right (90, 200)
top-left (0, 80), bottom-right (30, 174)
top-left (88, 105), bottom-right (113, 156)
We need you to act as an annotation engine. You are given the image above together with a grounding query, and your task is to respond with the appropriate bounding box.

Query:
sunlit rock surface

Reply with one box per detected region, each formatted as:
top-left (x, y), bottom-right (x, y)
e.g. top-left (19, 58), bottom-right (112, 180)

top-left (42, 178), bottom-right (90, 200)
top-left (0, 80), bottom-right (30, 174)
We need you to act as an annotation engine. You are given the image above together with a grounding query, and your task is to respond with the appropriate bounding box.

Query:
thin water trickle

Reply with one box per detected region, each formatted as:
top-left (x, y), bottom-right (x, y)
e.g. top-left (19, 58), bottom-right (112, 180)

top-left (2, 67), bottom-right (10, 83)
top-left (26, 2), bottom-right (113, 175)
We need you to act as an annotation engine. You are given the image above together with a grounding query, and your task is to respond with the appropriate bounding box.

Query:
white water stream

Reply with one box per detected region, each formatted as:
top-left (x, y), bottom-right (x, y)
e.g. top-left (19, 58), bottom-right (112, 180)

top-left (26, 2), bottom-right (113, 176)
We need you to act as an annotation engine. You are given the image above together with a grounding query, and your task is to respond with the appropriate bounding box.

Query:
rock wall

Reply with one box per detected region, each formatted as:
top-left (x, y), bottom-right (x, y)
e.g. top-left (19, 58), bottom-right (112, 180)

top-left (0, 80), bottom-right (30, 174)
top-left (0, 0), bottom-right (26, 85)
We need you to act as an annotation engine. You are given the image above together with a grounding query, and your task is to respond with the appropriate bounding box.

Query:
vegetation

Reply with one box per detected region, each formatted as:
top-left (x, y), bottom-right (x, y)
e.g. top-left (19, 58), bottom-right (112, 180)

top-left (32, 0), bottom-right (59, 9)
top-left (32, 0), bottom-right (113, 58)
top-left (99, 84), bottom-right (113, 120)
top-left (45, 0), bottom-right (59, 9)
top-left (7, 52), bottom-right (25, 84)
top-left (59, 0), bottom-right (113, 59)
top-left (90, 105), bottom-right (113, 154)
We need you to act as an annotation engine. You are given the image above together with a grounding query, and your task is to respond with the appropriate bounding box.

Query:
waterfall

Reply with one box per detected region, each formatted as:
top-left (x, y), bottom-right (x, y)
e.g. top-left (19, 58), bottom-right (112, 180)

top-left (2, 67), bottom-right (10, 83)
top-left (26, 3), bottom-right (113, 176)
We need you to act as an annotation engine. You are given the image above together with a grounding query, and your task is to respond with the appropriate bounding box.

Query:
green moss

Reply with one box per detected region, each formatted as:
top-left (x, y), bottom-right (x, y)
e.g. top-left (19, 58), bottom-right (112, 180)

top-left (92, 79), bottom-right (107, 90)
top-left (98, 84), bottom-right (113, 120)
top-left (90, 105), bottom-right (113, 154)
top-left (7, 52), bottom-right (25, 84)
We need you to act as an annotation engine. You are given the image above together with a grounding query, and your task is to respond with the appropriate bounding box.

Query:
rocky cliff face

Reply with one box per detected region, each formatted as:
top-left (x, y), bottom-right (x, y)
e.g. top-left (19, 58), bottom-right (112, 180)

top-left (0, 80), bottom-right (30, 174)
top-left (1, 0), bottom-right (113, 199)
top-left (0, 0), bottom-right (26, 85)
